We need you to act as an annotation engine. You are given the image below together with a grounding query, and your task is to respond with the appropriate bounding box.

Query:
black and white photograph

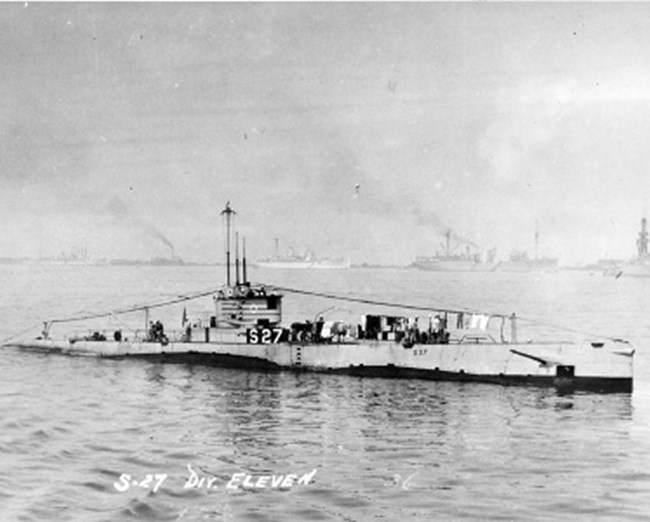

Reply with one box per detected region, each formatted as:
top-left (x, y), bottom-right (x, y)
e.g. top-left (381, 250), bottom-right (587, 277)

top-left (0, 2), bottom-right (648, 520)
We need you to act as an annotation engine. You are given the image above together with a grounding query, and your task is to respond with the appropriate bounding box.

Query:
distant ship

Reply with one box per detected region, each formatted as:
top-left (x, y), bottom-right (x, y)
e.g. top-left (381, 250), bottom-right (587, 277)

top-left (109, 257), bottom-right (185, 267)
top-left (110, 246), bottom-right (184, 267)
top-left (309, 257), bottom-right (352, 269)
top-left (255, 239), bottom-right (350, 270)
top-left (498, 250), bottom-right (559, 272)
top-left (608, 217), bottom-right (650, 277)
top-left (412, 230), bottom-right (500, 272)
top-left (498, 225), bottom-right (558, 272)
top-left (31, 246), bottom-right (96, 266)
top-left (148, 256), bottom-right (185, 266)
top-left (0, 257), bottom-right (27, 265)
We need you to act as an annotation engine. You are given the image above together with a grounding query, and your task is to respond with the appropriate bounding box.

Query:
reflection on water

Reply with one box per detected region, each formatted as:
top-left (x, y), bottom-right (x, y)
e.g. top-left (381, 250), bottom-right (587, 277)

top-left (0, 265), bottom-right (649, 520)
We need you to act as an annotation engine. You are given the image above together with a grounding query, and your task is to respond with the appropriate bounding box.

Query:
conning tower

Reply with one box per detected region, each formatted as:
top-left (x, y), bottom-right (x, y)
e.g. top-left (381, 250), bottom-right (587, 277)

top-left (213, 202), bottom-right (283, 328)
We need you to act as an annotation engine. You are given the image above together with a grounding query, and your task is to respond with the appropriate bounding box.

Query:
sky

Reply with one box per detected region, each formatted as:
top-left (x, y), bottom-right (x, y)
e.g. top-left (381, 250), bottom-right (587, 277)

top-left (2, 2), bottom-right (650, 265)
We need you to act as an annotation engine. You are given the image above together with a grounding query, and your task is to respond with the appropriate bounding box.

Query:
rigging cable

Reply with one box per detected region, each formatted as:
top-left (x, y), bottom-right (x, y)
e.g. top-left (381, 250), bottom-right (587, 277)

top-left (46, 286), bottom-right (223, 325)
top-left (0, 323), bottom-right (45, 346)
top-left (268, 284), bottom-right (505, 317)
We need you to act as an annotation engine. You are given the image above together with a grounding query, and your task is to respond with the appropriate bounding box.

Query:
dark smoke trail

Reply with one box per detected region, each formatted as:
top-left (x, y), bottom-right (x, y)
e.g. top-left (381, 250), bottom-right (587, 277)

top-left (106, 196), bottom-right (176, 254)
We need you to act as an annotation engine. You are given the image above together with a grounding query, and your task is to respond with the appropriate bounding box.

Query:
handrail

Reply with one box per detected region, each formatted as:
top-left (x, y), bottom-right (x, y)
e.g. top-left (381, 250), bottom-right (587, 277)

top-left (457, 333), bottom-right (497, 344)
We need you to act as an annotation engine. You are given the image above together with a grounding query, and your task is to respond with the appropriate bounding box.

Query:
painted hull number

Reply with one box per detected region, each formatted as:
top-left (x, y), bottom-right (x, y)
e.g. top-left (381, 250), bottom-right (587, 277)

top-left (414, 348), bottom-right (428, 356)
top-left (246, 327), bottom-right (285, 344)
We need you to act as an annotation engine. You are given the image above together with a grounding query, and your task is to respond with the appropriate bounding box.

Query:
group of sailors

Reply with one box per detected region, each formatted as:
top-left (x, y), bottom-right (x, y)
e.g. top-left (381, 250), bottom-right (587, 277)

top-left (289, 313), bottom-right (451, 346)
top-left (289, 316), bottom-right (351, 344)
top-left (359, 314), bottom-right (450, 346)
top-left (403, 315), bottom-right (451, 346)
top-left (148, 320), bottom-right (168, 344)
top-left (77, 320), bottom-right (171, 344)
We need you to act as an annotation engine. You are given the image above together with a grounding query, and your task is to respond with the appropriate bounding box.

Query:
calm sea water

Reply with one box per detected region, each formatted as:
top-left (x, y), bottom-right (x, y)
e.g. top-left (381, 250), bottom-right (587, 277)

top-left (1, 264), bottom-right (650, 521)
